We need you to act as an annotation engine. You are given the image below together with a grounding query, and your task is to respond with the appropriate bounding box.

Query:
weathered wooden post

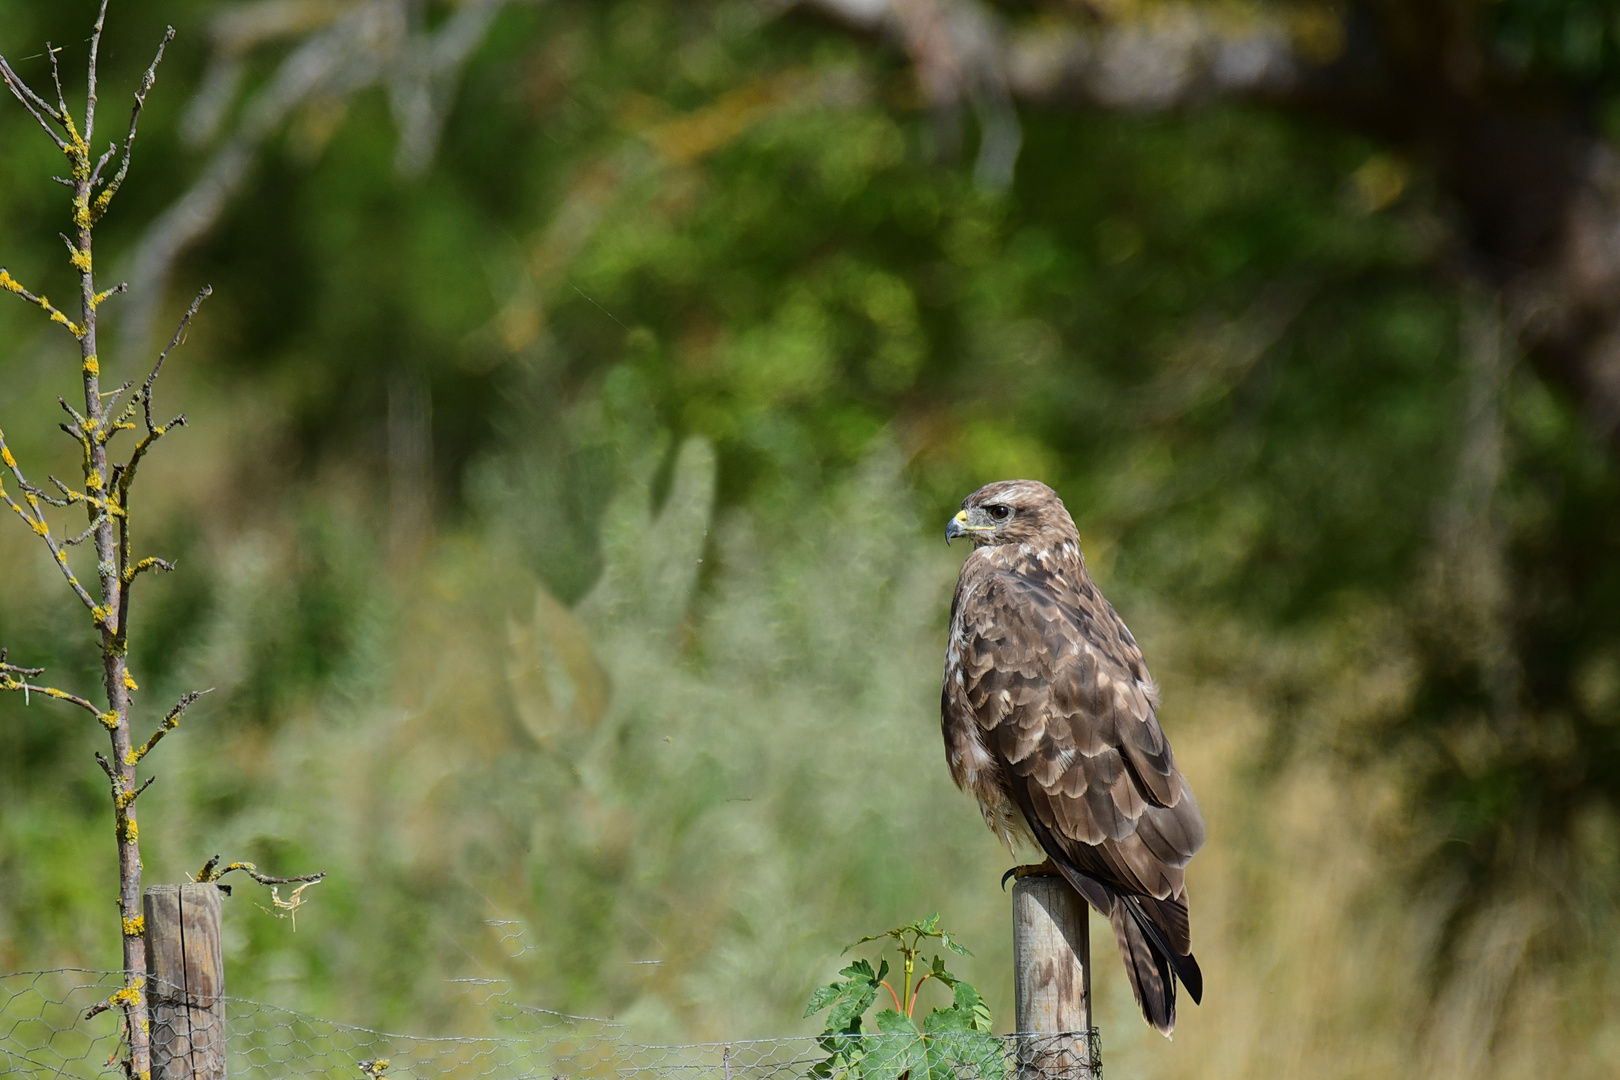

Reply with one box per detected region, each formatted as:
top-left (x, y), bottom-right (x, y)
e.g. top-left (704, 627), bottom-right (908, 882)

top-left (1012, 874), bottom-right (1093, 1080)
top-left (144, 883), bottom-right (227, 1080)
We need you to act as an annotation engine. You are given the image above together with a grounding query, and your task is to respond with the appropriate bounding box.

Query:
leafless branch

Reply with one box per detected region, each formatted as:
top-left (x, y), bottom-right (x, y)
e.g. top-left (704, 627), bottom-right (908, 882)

top-left (115, 775), bottom-right (157, 809)
top-left (63, 517), bottom-right (108, 546)
top-left (0, 431), bottom-right (101, 615)
top-left (45, 43), bottom-right (69, 123)
top-left (92, 281), bottom-right (128, 313)
top-left (106, 285), bottom-right (209, 431)
top-left (0, 267), bottom-right (84, 337)
top-left (128, 688), bottom-right (212, 764)
top-left (56, 399), bottom-right (91, 443)
top-left (123, 555), bottom-right (175, 584)
top-left (85, 0), bottom-right (112, 147)
top-left (119, 0), bottom-right (517, 361)
top-left (141, 285), bottom-right (210, 429)
top-left (93, 27), bottom-right (175, 221)
top-left (0, 53), bottom-right (66, 141)
top-left (0, 659), bottom-right (103, 717)
top-left (0, 649), bottom-right (41, 676)
top-left (194, 853), bottom-right (326, 888)
top-left (90, 141), bottom-right (118, 188)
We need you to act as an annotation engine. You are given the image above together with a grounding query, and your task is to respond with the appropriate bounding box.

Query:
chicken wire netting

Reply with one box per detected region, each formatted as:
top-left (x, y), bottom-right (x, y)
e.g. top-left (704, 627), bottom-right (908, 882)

top-left (0, 969), bottom-right (1101, 1080)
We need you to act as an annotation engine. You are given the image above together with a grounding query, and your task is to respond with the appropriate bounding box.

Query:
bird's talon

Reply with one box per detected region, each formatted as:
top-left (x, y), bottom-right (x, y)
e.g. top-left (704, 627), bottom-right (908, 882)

top-left (1001, 859), bottom-right (1060, 888)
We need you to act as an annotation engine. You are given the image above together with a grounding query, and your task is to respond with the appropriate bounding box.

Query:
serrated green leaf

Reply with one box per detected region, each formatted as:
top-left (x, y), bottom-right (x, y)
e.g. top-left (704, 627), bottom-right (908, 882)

top-left (873, 1008), bottom-right (916, 1035)
top-left (805, 983), bottom-right (843, 1017)
top-left (875, 958), bottom-right (889, 984)
top-left (921, 1006), bottom-right (969, 1035)
top-left (827, 979), bottom-right (879, 1032)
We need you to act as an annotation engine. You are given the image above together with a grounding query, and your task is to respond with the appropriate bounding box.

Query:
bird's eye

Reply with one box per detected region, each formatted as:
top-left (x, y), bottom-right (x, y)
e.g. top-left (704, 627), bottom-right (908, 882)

top-left (988, 504), bottom-right (1011, 522)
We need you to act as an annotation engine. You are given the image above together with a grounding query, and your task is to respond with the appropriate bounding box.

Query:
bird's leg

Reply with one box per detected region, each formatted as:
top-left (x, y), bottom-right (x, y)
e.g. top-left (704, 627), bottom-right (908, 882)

top-left (1000, 858), bottom-right (1060, 889)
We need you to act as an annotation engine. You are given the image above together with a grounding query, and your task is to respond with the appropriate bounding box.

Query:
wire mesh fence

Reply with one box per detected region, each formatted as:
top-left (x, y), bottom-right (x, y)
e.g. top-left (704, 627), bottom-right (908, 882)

top-left (0, 970), bottom-right (1100, 1080)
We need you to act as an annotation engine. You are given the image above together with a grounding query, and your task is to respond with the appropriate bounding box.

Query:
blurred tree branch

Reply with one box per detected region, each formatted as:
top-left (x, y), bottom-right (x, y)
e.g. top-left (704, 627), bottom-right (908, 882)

top-left (118, 0), bottom-right (522, 365)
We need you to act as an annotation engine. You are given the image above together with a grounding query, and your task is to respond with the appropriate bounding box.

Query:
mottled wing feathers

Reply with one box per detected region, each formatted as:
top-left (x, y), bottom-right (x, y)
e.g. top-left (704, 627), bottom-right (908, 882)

top-left (947, 563), bottom-right (1202, 879)
top-left (943, 550), bottom-right (1205, 1033)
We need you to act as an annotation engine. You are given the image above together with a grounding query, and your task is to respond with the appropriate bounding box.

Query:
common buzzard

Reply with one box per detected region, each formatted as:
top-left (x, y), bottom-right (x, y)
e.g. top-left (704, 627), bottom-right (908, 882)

top-left (942, 479), bottom-right (1204, 1035)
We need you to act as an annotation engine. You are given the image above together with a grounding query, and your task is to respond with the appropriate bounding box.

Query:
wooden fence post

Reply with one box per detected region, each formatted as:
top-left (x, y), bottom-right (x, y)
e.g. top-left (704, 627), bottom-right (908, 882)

top-left (144, 883), bottom-right (227, 1080)
top-left (1012, 873), bottom-right (1093, 1080)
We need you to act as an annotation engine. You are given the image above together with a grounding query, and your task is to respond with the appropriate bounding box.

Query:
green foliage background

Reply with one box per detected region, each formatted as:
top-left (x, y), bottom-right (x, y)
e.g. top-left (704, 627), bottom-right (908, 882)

top-left (3, 1), bottom-right (1620, 1077)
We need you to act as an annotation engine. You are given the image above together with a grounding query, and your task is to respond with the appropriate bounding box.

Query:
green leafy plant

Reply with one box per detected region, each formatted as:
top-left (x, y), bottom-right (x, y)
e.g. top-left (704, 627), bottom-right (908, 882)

top-left (805, 915), bottom-right (1004, 1080)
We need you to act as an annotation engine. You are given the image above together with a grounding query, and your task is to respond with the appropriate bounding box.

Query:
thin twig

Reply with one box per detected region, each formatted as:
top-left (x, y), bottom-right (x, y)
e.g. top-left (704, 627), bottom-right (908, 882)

top-left (0, 667), bottom-right (103, 717)
top-left (64, 515), bottom-right (111, 546)
top-left (0, 649), bottom-right (42, 678)
top-left (46, 43), bottom-right (68, 122)
top-left (194, 854), bottom-right (327, 887)
top-left (92, 281), bottom-right (128, 312)
top-left (93, 26), bottom-right (174, 220)
top-left (128, 688), bottom-right (212, 764)
top-left (0, 431), bottom-right (101, 615)
top-left (56, 396), bottom-right (88, 432)
top-left (89, 141), bottom-right (118, 188)
top-left (85, 0), bottom-right (112, 148)
top-left (0, 55), bottom-right (68, 147)
top-left (0, 267), bottom-right (84, 337)
top-left (115, 775), bottom-right (157, 809)
top-left (123, 555), bottom-right (175, 584)
top-left (107, 285), bottom-right (209, 431)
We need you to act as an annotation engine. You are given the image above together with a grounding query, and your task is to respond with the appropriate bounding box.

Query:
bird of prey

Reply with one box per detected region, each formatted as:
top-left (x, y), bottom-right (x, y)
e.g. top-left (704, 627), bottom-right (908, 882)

top-left (942, 479), bottom-right (1204, 1035)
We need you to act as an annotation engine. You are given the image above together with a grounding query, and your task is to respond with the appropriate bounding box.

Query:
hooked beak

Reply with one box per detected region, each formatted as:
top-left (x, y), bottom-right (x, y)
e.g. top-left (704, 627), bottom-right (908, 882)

top-left (945, 509), bottom-right (986, 545)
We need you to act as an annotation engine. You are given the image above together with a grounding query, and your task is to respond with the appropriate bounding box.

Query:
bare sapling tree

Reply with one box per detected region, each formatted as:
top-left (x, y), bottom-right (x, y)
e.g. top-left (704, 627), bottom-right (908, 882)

top-left (0, 5), bottom-right (321, 1078)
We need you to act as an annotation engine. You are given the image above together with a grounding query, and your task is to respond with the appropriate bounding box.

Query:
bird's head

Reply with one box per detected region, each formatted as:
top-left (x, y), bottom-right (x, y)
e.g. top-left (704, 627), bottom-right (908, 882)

top-left (945, 479), bottom-right (1079, 548)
